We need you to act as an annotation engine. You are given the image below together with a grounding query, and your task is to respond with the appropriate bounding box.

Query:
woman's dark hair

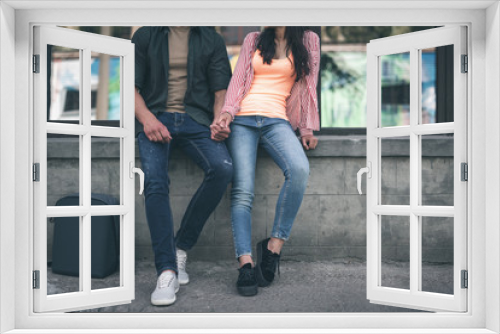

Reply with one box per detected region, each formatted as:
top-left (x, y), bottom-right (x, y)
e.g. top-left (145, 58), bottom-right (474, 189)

top-left (256, 27), bottom-right (310, 82)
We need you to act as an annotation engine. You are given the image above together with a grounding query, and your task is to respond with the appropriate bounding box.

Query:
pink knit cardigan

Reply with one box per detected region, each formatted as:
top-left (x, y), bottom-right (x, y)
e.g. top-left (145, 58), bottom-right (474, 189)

top-left (221, 31), bottom-right (320, 137)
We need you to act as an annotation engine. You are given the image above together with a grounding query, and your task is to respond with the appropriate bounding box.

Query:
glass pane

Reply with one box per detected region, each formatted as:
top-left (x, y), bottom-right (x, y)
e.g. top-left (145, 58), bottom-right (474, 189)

top-left (421, 216), bottom-right (454, 294)
top-left (421, 45), bottom-right (454, 124)
top-left (91, 215), bottom-right (121, 290)
top-left (91, 52), bottom-right (121, 126)
top-left (421, 134), bottom-right (454, 206)
top-left (48, 45), bottom-right (81, 123)
top-left (320, 51), bottom-right (367, 127)
top-left (48, 216), bottom-right (81, 295)
top-left (381, 215), bottom-right (410, 290)
top-left (47, 134), bottom-right (80, 206)
top-left (381, 137), bottom-right (410, 205)
top-left (380, 52), bottom-right (410, 127)
top-left (91, 137), bottom-right (121, 204)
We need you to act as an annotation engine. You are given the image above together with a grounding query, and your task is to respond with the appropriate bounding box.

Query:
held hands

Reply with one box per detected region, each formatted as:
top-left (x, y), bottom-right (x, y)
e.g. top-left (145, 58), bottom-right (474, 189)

top-left (210, 112), bottom-right (318, 150)
top-left (301, 134), bottom-right (318, 150)
top-left (210, 113), bottom-right (233, 142)
top-left (144, 116), bottom-right (172, 143)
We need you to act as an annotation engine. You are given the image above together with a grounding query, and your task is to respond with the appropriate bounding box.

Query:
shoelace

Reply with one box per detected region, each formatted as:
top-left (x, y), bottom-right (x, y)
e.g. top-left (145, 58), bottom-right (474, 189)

top-left (239, 267), bottom-right (255, 282)
top-left (159, 274), bottom-right (175, 289)
top-left (263, 251), bottom-right (281, 277)
top-left (177, 254), bottom-right (187, 272)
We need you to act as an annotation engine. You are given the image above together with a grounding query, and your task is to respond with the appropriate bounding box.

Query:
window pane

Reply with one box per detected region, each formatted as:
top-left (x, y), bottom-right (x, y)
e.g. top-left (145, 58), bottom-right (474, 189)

top-left (90, 52), bottom-right (121, 126)
top-left (381, 137), bottom-right (410, 205)
top-left (380, 52), bottom-right (410, 127)
top-left (421, 216), bottom-right (454, 295)
top-left (319, 26), bottom-right (436, 129)
top-left (320, 51), bottom-right (367, 127)
top-left (91, 137), bottom-right (121, 205)
top-left (48, 216), bottom-right (81, 295)
top-left (421, 134), bottom-right (454, 206)
top-left (47, 134), bottom-right (80, 206)
top-left (91, 215), bottom-right (121, 290)
top-left (381, 215), bottom-right (410, 290)
top-left (48, 45), bottom-right (81, 123)
top-left (421, 45), bottom-right (454, 124)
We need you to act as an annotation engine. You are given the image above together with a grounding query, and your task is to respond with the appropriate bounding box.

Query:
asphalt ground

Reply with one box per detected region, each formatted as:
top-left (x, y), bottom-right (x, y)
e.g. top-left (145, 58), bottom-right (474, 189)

top-left (46, 260), bottom-right (454, 313)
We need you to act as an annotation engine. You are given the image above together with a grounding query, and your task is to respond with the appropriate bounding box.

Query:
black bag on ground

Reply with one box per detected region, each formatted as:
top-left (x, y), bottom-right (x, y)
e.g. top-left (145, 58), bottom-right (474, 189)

top-left (51, 193), bottom-right (120, 278)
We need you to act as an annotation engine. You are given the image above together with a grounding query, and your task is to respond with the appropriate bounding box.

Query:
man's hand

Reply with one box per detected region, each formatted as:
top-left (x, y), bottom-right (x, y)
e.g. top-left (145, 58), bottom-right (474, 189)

top-left (301, 134), bottom-right (318, 150)
top-left (135, 88), bottom-right (172, 143)
top-left (210, 121), bottom-right (231, 142)
top-left (210, 113), bottom-right (233, 141)
top-left (144, 117), bottom-right (172, 143)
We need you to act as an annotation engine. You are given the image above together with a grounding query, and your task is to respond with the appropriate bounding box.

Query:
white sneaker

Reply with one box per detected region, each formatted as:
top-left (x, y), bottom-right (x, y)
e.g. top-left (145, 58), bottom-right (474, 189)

top-left (151, 270), bottom-right (179, 306)
top-left (176, 248), bottom-right (190, 285)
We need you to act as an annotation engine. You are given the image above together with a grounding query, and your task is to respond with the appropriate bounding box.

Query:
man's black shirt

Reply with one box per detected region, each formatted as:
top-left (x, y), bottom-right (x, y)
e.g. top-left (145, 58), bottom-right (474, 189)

top-left (132, 26), bottom-right (232, 135)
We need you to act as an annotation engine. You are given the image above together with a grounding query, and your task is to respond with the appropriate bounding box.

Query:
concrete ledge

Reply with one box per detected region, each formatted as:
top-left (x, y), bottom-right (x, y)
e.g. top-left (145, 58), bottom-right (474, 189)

top-left (47, 135), bottom-right (455, 264)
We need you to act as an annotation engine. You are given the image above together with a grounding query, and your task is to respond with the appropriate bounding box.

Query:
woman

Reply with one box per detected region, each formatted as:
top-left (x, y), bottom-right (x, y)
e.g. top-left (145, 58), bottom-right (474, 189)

top-left (213, 26), bottom-right (320, 296)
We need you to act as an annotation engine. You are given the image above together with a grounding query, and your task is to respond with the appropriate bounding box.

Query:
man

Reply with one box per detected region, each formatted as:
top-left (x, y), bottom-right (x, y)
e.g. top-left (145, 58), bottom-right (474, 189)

top-left (132, 26), bottom-right (233, 306)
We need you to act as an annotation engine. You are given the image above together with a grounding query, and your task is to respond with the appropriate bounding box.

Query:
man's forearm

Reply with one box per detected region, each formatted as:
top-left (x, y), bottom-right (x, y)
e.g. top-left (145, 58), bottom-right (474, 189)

top-left (212, 89), bottom-right (227, 122)
top-left (135, 88), bottom-right (155, 125)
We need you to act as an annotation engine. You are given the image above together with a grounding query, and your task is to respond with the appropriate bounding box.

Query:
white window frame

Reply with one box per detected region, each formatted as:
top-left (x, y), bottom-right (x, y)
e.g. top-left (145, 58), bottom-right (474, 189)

top-left (1, 1), bottom-right (499, 333)
top-left (365, 26), bottom-right (468, 312)
top-left (33, 25), bottom-right (136, 313)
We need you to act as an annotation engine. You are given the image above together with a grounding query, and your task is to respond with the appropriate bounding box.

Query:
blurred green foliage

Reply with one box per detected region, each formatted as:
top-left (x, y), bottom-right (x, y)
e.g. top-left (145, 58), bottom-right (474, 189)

top-left (321, 26), bottom-right (436, 44)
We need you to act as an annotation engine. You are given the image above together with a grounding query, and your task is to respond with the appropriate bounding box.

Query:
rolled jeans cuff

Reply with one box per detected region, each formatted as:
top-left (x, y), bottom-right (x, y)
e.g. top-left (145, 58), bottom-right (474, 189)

top-left (271, 232), bottom-right (289, 241)
top-left (235, 251), bottom-right (252, 260)
top-left (157, 265), bottom-right (178, 277)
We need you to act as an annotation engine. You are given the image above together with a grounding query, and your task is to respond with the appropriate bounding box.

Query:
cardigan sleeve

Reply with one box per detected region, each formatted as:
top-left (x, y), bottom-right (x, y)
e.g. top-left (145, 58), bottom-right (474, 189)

top-left (220, 32), bottom-right (258, 118)
top-left (298, 31), bottom-right (321, 137)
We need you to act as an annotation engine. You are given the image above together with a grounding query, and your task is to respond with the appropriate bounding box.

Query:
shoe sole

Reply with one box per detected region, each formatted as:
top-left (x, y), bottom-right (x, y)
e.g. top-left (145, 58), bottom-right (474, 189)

top-left (151, 295), bottom-right (176, 306)
top-left (237, 284), bottom-right (258, 297)
top-left (255, 240), bottom-right (272, 287)
top-left (151, 286), bottom-right (180, 306)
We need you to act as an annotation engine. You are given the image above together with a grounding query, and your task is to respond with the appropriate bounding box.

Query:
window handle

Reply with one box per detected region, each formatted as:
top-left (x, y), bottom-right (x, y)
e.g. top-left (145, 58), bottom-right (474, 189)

top-left (357, 162), bottom-right (371, 195)
top-left (129, 162), bottom-right (144, 195)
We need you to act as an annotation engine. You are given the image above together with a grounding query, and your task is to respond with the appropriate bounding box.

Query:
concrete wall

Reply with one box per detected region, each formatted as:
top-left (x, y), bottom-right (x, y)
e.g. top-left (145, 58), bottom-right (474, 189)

top-left (46, 136), bottom-right (454, 264)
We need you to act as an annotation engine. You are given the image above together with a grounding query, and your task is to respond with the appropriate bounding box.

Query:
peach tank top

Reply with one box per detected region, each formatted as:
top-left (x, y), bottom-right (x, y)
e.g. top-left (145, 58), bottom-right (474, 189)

top-left (237, 52), bottom-right (296, 120)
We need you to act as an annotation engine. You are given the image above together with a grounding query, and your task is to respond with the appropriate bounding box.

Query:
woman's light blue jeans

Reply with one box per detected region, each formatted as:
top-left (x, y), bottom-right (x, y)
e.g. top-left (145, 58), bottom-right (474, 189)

top-left (227, 116), bottom-right (310, 258)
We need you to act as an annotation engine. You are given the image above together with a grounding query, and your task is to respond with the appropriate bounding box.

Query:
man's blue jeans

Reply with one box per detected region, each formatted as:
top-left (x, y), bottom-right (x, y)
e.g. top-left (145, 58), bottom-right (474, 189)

top-left (226, 116), bottom-right (310, 258)
top-left (138, 112), bottom-right (233, 276)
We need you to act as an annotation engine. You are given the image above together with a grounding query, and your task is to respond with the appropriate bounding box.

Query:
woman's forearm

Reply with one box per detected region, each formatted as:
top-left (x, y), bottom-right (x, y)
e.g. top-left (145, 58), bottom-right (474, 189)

top-left (221, 33), bottom-right (257, 117)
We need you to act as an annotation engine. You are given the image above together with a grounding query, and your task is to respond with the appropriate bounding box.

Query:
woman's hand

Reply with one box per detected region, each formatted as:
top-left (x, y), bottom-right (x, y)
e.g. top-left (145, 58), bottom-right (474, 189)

top-left (301, 134), bottom-right (318, 150)
top-left (210, 113), bottom-right (233, 141)
top-left (217, 113), bottom-right (233, 128)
